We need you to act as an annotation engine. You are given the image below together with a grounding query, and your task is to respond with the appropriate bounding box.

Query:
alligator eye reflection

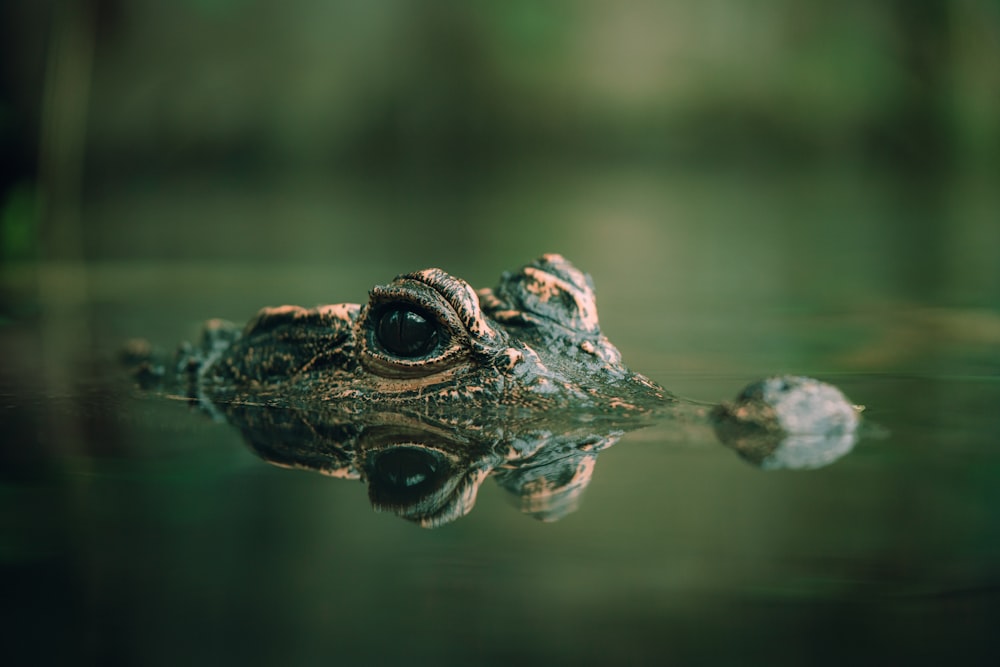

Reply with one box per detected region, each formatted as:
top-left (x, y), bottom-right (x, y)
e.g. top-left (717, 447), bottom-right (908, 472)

top-left (375, 307), bottom-right (440, 358)
top-left (372, 447), bottom-right (439, 490)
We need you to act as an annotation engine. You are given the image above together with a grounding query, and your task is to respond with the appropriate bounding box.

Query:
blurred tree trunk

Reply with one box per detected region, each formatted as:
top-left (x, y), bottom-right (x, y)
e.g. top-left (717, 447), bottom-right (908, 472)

top-left (887, 0), bottom-right (953, 172)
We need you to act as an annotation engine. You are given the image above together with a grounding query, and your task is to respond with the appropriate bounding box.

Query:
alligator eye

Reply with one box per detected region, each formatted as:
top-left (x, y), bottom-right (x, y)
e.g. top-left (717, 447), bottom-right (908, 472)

top-left (375, 307), bottom-right (440, 358)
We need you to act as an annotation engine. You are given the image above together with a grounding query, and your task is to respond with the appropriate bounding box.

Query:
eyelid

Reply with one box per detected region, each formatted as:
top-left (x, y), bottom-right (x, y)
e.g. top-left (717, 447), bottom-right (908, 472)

top-left (368, 282), bottom-right (466, 338)
top-left (399, 268), bottom-right (501, 345)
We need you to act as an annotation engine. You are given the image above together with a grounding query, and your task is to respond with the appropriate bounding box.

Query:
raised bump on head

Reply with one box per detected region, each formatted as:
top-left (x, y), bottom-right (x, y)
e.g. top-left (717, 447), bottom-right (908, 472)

top-left (482, 254), bottom-right (601, 334)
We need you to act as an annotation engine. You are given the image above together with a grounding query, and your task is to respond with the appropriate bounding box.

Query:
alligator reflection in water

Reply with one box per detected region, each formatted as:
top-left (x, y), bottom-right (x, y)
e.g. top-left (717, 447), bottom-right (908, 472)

top-left (217, 402), bottom-right (640, 527)
top-left (203, 378), bottom-right (856, 527)
top-left (210, 379), bottom-right (859, 527)
top-left (128, 254), bottom-right (863, 527)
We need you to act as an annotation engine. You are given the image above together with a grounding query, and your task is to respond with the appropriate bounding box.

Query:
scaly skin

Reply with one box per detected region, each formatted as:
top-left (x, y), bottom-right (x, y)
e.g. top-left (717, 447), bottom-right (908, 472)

top-left (126, 254), bottom-right (864, 527)
top-left (179, 253), bottom-right (667, 415)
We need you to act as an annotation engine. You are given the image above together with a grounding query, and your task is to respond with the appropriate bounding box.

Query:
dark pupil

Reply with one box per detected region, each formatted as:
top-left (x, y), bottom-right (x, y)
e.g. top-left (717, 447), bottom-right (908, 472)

top-left (376, 307), bottom-right (438, 357)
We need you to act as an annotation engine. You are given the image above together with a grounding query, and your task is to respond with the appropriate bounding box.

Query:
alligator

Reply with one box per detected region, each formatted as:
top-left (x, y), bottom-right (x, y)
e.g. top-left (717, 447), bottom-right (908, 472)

top-left (127, 253), bottom-right (863, 526)
top-left (148, 253), bottom-right (667, 416)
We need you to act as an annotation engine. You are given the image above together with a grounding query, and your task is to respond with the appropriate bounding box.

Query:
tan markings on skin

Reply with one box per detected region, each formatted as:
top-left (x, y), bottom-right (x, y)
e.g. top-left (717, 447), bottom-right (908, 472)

top-left (522, 266), bottom-right (600, 331)
top-left (255, 460), bottom-right (359, 479)
top-left (580, 340), bottom-right (596, 355)
top-left (246, 302), bottom-right (357, 339)
top-left (410, 269), bottom-right (497, 341)
top-left (356, 410), bottom-right (476, 441)
top-left (520, 457), bottom-right (595, 514)
top-left (521, 266), bottom-right (565, 303)
top-left (476, 288), bottom-right (502, 309)
top-left (260, 305), bottom-right (302, 317)
top-left (418, 467), bottom-right (491, 528)
top-left (519, 345), bottom-right (545, 369)
top-left (316, 303), bottom-right (360, 320)
top-left (457, 280), bottom-right (493, 338)
top-left (205, 317), bottom-right (233, 329)
top-left (362, 366), bottom-right (465, 394)
top-left (502, 348), bottom-right (523, 371)
top-left (318, 468), bottom-right (362, 480)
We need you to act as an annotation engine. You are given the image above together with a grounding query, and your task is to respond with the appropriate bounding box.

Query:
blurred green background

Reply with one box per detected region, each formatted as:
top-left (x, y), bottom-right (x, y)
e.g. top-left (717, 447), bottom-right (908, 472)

top-left (2, 0), bottom-right (999, 267)
top-left (2, 2), bottom-right (999, 666)
top-left (1, 0), bottom-right (997, 388)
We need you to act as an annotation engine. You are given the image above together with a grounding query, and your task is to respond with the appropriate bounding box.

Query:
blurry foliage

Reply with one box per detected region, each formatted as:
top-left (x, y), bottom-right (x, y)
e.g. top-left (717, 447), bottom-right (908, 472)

top-left (181, 0), bottom-right (253, 18)
top-left (0, 183), bottom-right (39, 261)
top-left (0, 0), bottom-right (996, 183)
top-left (0, 0), bottom-right (997, 273)
top-left (1, 0), bottom-right (981, 176)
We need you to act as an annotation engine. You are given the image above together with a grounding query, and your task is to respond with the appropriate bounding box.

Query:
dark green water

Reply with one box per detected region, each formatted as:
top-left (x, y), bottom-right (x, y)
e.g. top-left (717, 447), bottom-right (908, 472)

top-left (2, 166), bottom-right (998, 665)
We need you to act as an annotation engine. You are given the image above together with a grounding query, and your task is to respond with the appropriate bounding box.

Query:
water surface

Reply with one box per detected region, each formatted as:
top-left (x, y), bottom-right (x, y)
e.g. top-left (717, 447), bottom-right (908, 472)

top-left (2, 166), bottom-right (998, 665)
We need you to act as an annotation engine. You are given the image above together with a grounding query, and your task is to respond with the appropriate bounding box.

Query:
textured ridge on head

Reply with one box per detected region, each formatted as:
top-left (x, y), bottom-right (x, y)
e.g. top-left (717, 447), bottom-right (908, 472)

top-left (481, 253), bottom-right (601, 335)
top-left (403, 268), bottom-right (500, 343)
